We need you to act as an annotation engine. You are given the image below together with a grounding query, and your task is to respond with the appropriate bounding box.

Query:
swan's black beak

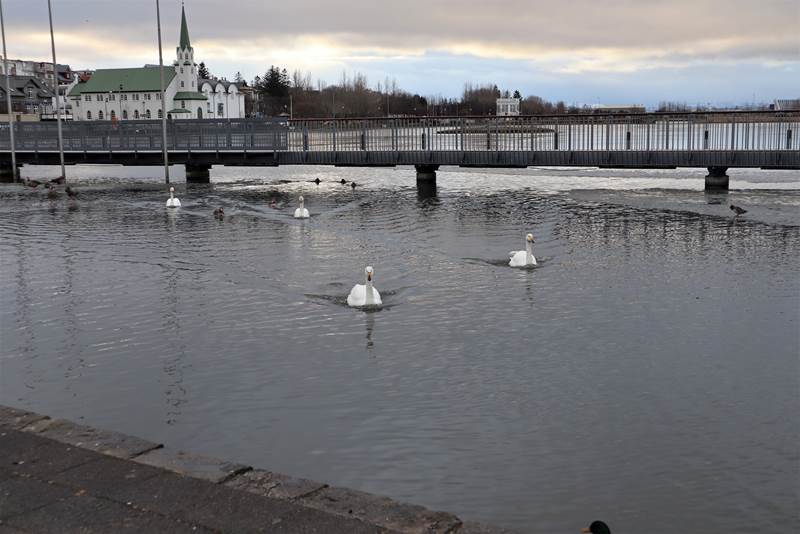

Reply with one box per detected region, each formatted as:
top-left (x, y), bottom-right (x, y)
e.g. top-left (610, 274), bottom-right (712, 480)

top-left (367, 273), bottom-right (372, 282)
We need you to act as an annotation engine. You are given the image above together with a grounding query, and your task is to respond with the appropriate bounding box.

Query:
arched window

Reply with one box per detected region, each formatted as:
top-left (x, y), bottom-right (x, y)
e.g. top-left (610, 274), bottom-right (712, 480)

top-left (181, 81), bottom-right (184, 88)
top-left (122, 110), bottom-right (128, 119)
top-left (146, 109), bottom-right (151, 119)
top-left (197, 107), bottom-right (203, 119)
top-left (180, 67), bottom-right (183, 74)
top-left (158, 109), bottom-right (163, 119)
top-left (134, 110), bottom-right (139, 119)
top-left (99, 110), bottom-right (104, 120)
top-left (87, 110), bottom-right (92, 120)
top-left (110, 110), bottom-right (116, 120)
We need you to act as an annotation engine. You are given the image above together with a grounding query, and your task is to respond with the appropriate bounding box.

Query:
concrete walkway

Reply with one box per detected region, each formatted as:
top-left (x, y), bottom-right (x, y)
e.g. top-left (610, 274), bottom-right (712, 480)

top-left (0, 406), bottom-right (515, 534)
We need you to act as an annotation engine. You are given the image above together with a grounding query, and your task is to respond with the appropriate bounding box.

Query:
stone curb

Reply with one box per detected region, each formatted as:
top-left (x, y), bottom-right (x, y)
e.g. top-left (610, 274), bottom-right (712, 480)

top-left (1, 405), bottom-right (518, 533)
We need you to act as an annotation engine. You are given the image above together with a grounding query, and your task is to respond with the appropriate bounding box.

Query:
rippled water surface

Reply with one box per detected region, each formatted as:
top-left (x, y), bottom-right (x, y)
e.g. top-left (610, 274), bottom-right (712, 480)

top-left (1, 165), bottom-right (798, 533)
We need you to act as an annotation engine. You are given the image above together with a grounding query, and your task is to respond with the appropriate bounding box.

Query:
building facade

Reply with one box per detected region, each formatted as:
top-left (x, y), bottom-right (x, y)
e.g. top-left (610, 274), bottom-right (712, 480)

top-left (68, 5), bottom-right (244, 121)
top-left (496, 97), bottom-right (521, 116)
top-left (0, 76), bottom-right (55, 116)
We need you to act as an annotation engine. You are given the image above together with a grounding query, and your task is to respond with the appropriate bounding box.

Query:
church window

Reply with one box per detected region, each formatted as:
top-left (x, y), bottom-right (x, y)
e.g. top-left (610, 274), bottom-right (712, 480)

top-left (110, 110), bottom-right (116, 120)
top-left (109, 94), bottom-right (115, 101)
top-left (146, 109), bottom-right (151, 119)
top-left (134, 94), bottom-right (139, 101)
top-left (156, 93), bottom-right (161, 100)
top-left (158, 109), bottom-right (163, 118)
top-left (87, 110), bottom-right (92, 119)
top-left (181, 100), bottom-right (186, 109)
top-left (180, 67), bottom-right (183, 74)
top-left (98, 110), bottom-right (104, 120)
top-left (217, 103), bottom-right (224, 116)
top-left (181, 81), bottom-right (184, 88)
top-left (134, 110), bottom-right (139, 119)
top-left (84, 94), bottom-right (91, 102)
top-left (123, 110), bottom-right (128, 119)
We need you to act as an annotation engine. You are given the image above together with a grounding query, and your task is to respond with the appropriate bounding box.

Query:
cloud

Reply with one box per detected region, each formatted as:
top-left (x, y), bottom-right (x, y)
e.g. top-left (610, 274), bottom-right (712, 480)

top-left (2, 0), bottom-right (797, 103)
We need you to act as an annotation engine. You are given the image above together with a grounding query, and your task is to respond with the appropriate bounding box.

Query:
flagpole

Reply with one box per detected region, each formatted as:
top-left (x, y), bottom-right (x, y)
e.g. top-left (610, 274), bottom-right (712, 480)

top-left (46, 0), bottom-right (65, 181)
top-left (0, 0), bottom-right (17, 181)
top-left (156, 0), bottom-right (169, 183)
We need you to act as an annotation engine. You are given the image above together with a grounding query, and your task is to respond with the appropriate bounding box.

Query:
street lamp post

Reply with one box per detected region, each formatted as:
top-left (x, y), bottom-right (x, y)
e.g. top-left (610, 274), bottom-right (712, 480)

top-left (1, 0), bottom-right (17, 181)
top-left (47, 0), bottom-right (65, 180)
top-left (155, 0), bottom-right (169, 183)
top-left (118, 84), bottom-right (123, 119)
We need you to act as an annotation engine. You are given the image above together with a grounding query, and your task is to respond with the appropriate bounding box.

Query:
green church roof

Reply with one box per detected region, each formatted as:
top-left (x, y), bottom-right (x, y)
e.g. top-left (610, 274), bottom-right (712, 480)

top-left (68, 67), bottom-right (176, 96)
top-left (179, 5), bottom-right (191, 49)
top-left (174, 91), bottom-right (207, 101)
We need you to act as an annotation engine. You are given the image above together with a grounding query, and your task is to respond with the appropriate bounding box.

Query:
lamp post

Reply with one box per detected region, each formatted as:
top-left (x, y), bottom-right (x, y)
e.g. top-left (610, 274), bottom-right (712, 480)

top-left (47, 0), bottom-right (65, 180)
top-left (118, 83), bottom-right (123, 120)
top-left (105, 91), bottom-right (109, 119)
top-left (155, 0), bottom-right (169, 183)
top-left (1, 0), bottom-right (17, 181)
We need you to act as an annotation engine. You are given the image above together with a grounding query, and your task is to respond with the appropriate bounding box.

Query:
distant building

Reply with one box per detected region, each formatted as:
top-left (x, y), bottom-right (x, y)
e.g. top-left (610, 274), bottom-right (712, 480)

top-left (496, 97), bottom-right (521, 116)
top-left (0, 76), bottom-right (55, 117)
top-left (772, 99), bottom-right (800, 111)
top-left (591, 104), bottom-right (646, 113)
top-left (68, 5), bottom-right (244, 121)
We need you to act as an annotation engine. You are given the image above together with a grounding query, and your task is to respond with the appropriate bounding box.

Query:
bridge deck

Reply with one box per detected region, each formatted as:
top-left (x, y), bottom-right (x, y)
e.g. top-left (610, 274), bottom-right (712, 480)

top-left (2, 111), bottom-right (798, 170)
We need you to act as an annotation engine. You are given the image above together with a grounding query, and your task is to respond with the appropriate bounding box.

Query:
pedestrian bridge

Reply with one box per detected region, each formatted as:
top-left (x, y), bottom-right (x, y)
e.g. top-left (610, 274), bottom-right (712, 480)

top-left (1, 110), bottom-right (798, 189)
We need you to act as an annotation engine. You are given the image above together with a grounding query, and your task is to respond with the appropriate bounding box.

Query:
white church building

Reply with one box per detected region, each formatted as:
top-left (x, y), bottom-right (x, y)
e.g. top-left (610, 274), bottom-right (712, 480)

top-left (68, 5), bottom-right (244, 121)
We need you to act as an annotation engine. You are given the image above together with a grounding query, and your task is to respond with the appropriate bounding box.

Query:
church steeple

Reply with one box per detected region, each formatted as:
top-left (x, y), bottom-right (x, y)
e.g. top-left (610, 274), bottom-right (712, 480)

top-left (179, 4), bottom-right (191, 50)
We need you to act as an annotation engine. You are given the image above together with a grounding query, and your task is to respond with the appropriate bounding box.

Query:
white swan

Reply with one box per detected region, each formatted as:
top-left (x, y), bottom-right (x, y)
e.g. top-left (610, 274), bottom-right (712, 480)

top-left (165, 186), bottom-right (181, 208)
top-left (294, 195), bottom-right (310, 218)
top-left (509, 233), bottom-right (537, 267)
top-left (347, 266), bottom-right (382, 307)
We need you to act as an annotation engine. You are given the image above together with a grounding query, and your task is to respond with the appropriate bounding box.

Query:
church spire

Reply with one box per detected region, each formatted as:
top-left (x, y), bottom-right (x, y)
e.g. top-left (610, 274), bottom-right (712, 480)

top-left (179, 3), bottom-right (191, 50)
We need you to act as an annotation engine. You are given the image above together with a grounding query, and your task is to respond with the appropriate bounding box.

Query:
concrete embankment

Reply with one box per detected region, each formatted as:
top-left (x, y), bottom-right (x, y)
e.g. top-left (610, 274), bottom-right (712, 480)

top-left (0, 405), bottom-right (518, 533)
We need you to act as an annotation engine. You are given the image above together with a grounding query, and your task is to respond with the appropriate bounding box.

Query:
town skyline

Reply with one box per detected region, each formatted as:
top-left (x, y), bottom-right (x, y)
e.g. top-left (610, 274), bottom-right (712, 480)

top-left (2, 0), bottom-right (798, 108)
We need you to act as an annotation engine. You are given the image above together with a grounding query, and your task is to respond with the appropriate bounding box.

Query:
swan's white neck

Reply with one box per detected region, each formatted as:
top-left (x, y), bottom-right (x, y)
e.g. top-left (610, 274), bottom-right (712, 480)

top-left (525, 240), bottom-right (534, 265)
top-left (365, 277), bottom-right (374, 305)
top-left (299, 198), bottom-right (304, 209)
top-left (169, 190), bottom-right (175, 200)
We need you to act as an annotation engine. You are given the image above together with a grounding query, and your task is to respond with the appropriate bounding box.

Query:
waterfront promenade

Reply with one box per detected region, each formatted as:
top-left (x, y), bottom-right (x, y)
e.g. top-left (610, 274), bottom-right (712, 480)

top-left (0, 405), bottom-right (515, 533)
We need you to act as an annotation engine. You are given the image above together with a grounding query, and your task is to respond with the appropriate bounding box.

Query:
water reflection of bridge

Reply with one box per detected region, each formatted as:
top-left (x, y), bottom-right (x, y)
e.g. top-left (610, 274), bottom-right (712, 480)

top-left (1, 111), bottom-right (798, 190)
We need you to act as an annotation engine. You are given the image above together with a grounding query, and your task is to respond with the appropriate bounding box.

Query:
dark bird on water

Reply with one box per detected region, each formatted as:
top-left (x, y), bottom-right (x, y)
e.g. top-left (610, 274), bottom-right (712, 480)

top-left (46, 183), bottom-right (58, 199)
top-left (49, 176), bottom-right (66, 185)
top-left (65, 186), bottom-right (78, 199)
top-left (730, 204), bottom-right (747, 216)
top-left (581, 520), bottom-right (611, 534)
top-left (313, 178), bottom-right (321, 185)
top-left (340, 178), bottom-right (348, 184)
top-left (213, 207), bottom-right (225, 217)
top-left (350, 182), bottom-right (357, 189)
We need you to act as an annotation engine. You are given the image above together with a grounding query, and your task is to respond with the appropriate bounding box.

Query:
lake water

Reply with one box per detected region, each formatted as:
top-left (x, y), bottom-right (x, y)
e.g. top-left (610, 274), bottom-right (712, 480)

top-left (1, 164), bottom-right (798, 533)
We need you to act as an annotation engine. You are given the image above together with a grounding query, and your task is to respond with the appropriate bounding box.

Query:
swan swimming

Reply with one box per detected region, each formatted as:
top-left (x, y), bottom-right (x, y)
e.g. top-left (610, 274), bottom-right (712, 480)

top-left (509, 233), bottom-right (537, 267)
top-left (294, 195), bottom-right (310, 218)
top-left (347, 266), bottom-right (382, 307)
top-left (165, 187), bottom-right (181, 208)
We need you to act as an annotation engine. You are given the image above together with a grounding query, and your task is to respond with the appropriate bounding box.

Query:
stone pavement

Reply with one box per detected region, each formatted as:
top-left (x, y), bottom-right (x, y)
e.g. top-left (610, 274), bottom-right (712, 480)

top-left (0, 405), bottom-right (518, 534)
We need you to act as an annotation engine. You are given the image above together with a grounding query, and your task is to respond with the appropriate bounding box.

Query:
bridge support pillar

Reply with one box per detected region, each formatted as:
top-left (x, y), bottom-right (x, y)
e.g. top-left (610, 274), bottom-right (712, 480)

top-left (185, 164), bottom-right (211, 183)
top-left (705, 166), bottom-right (729, 190)
top-left (415, 164), bottom-right (438, 197)
top-left (0, 163), bottom-right (20, 183)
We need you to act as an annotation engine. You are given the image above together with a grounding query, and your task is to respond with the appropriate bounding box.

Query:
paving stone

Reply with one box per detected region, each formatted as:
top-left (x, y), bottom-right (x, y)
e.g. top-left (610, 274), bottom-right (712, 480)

top-left (224, 469), bottom-right (327, 500)
top-left (0, 407), bottom-right (50, 432)
top-left (300, 485), bottom-right (462, 534)
top-left (4, 494), bottom-right (214, 533)
top-left (33, 420), bottom-right (161, 460)
top-left (50, 455), bottom-right (165, 496)
top-left (0, 431), bottom-right (98, 479)
top-left (458, 520), bottom-right (521, 534)
top-left (133, 446), bottom-right (249, 483)
top-left (103, 472), bottom-right (387, 533)
top-left (0, 475), bottom-right (72, 520)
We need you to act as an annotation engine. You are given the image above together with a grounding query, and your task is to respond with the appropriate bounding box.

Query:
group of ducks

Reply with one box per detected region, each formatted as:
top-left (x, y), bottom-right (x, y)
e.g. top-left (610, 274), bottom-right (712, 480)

top-left (24, 176), bottom-right (78, 200)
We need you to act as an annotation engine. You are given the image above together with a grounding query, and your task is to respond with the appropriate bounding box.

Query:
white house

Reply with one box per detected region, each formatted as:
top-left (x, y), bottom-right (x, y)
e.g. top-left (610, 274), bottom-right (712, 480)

top-left (496, 97), bottom-right (520, 116)
top-left (68, 5), bottom-right (244, 121)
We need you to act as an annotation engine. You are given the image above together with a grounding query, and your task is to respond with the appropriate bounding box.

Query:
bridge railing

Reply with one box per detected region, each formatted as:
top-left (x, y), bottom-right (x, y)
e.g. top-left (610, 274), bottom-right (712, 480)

top-left (287, 111), bottom-right (799, 153)
top-left (1, 111), bottom-right (798, 153)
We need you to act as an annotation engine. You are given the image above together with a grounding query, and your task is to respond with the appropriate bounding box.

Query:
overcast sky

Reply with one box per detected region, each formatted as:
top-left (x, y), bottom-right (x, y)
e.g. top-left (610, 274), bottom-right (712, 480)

top-left (3, 0), bottom-right (798, 106)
